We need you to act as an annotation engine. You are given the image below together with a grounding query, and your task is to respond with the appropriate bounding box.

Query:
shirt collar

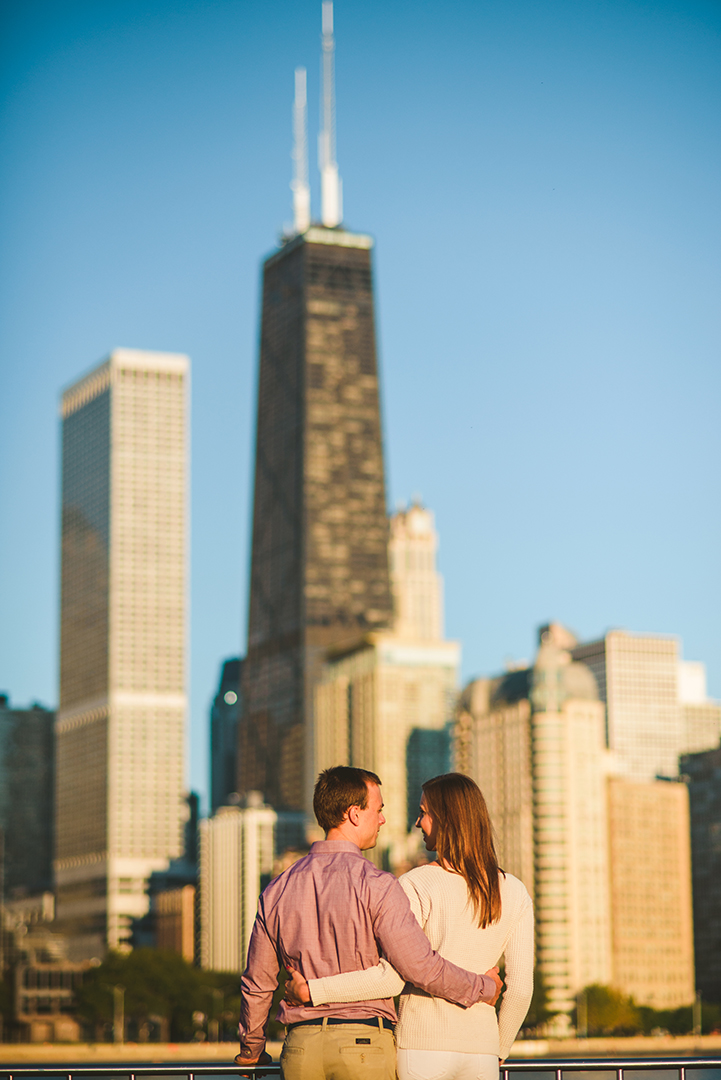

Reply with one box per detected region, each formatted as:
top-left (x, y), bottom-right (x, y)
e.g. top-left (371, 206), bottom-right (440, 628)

top-left (309, 839), bottom-right (363, 855)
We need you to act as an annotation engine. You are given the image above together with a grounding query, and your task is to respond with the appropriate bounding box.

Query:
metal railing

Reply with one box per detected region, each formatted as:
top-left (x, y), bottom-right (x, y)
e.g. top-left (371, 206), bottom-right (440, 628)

top-left (0, 1058), bottom-right (719, 1080)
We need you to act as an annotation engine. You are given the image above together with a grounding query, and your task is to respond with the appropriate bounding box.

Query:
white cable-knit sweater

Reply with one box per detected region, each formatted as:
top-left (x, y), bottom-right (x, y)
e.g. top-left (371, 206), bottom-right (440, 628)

top-left (308, 865), bottom-right (534, 1060)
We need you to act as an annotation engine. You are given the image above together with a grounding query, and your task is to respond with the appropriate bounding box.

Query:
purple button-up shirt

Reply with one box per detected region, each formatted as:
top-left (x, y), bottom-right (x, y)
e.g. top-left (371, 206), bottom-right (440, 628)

top-left (239, 840), bottom-right (496, 1056)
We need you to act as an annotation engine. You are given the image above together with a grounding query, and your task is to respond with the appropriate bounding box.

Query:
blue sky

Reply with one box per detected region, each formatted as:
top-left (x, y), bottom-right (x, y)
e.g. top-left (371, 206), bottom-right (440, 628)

top-left (1, 0), bottom-right (719, 809)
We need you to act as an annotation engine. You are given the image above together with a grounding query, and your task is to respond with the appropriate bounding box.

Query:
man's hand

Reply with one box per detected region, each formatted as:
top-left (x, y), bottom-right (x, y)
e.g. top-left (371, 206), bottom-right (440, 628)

top-left (234, 1048), bottom-right (272, 1074)
top-left (484, 966), bottom-right (503, 1007)
top-left (284, 967), bottom-right (311, 1006)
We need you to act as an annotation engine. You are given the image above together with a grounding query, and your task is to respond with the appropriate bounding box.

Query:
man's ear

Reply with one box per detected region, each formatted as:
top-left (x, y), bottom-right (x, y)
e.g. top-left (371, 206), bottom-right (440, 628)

top-left (347, 804), bottom-right (361, 827)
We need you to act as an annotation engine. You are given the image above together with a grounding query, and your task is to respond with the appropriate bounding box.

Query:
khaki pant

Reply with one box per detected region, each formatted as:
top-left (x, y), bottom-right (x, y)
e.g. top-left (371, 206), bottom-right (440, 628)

top-left (280, 1019), bottom-right (396, 1080)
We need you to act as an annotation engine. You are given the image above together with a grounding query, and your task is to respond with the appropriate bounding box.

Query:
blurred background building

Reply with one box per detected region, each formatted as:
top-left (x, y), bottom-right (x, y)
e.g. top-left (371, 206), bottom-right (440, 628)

top-left (0, 694), bottom-right (54, 900)
top-left (607, 775), bottom-right (694, 1008)
top-left (458, 625), bottom-right (611, 1020)
top-left (55, 348), bottom-right (189, 958)
top-left (0, 893), bottom-right (87, 1043)
top-left (681, 743), bottom-right (721, 1004)
top-left (456, 621), bottom-right (707, 1022)
top-left (210, 658), bottom-right (242, 814)
top-left (155, 884), bottom-right (196, 963)
top-left (198, 793), bottom-right (275, 972)
top-left (239, 224), bottom-right (394, 825)
top-left (572, 630), bottom-right (720, 780)
top-left (315, 502), bottom-right (459, 865)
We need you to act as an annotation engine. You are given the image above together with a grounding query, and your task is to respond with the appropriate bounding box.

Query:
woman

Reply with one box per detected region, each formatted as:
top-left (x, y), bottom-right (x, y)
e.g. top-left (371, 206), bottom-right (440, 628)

top-left (286, 773), bottom-right (533, 1080)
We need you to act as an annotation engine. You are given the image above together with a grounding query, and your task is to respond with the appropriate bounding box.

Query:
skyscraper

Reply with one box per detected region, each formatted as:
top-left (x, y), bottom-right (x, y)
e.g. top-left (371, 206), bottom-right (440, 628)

top-left (198, 794), bottom-right (276, 972)
top-left (240, 6), bottom-right (393, 817)
top-left (459, 621), bottom-right (703, 1019)
top-left (210, 657), bottom-right (242, 814)
top-left (678, 661), bottom-right (721, 756)
top-left (607, 776), bottom-right (694, 1008)
top-left (0, 694), bottom-right (54, 898)
top-left (681, 743), bottom-right (721, 1002)
top-left (314, 503), bottom-right (459, 867)
top-left (56, 348), bottom-right (188, 958)
top-left (571, 630), bottom-right (721, 780)
top-left (241, 227), bottom-right (393, 815)
top-left (458, 625), bottom-right (612, 1019)
top-left (388, 502), bottom-right (444, 641)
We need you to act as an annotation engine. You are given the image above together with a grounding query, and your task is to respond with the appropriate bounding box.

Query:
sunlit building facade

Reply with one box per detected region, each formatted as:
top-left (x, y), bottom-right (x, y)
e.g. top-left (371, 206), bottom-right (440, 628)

top-left (198, 795), bottom-right (276, 972)
top-left (155, 884), bottom-right (196, 963)
top-left (315, 634), bottom-right (460, 866)
top-left (460, 621), bottom-right (703, 1017)
top-left (572, 630), bottom-right (720, 780)
top-left (314, 502), bottom-right (459, 867)
top-left (459, 625), bottom-right (612, 1018)
top-left (388, 502), bottom-right (443, 642)
top-left (56, 348), bottom-right (188, 958)
top-left (678, 661), bottom-right (721, 756)
top-left (607, 777), bottom-right (695, 1007)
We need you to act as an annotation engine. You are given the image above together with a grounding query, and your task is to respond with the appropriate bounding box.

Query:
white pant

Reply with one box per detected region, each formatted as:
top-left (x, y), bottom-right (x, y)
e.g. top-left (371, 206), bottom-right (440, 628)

top-left (397, 1049), bottom-right (499, 1080)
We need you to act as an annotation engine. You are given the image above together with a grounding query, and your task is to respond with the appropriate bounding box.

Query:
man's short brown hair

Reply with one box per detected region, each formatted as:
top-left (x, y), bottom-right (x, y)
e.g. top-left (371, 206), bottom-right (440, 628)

top-left (313, 766), bottom-right (382, 833)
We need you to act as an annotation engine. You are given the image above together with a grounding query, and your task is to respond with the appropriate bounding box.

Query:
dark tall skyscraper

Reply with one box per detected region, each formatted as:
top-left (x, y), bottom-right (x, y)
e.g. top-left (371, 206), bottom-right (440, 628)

top-left (0, 694), bottom-right (55, 897)
top-left (210, 658), bottom-right (242, 813)
top-left (240, 227), bottom-right (393, 812)
top-left (681, 743), bottom-right (721, 1002)
top-left (240, 5), bottom-right (393, 815)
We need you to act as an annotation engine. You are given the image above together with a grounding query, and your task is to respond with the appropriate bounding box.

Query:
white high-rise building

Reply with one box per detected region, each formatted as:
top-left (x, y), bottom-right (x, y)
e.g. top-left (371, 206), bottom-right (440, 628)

top-left (459, 622), bottom-right (705, 1017)
top-left (199, 796), bottom-right (276, 972)
top-left (678, 660), bottom-right (721, 755)
top-left (55, 349), bottom-right (188, 958)
top-left (607, 777), bottom-right (695, 1008)
top-left (388, 502), bottom-right (443, 641)
top-left (459, 626), bottom-right (612, 1018)
top-left (572, 630), bottom-right (721, 780)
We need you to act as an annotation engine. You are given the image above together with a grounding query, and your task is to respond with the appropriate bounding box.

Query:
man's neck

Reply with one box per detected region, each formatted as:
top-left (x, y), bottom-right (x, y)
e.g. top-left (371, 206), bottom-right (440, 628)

top-left (325, 825), bottom-right (362, 848)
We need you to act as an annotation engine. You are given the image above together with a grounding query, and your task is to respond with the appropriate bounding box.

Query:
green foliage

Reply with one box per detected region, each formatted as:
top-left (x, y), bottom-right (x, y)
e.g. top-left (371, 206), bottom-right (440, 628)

top-left (575, 985), bottom-right (721, 1038)
top-left (578, 984), bottom-right (640, 1036)
top-left (637, 1000), bottom-right (721, 1036)
top-left (75, 949), bottom-right (241, 1042)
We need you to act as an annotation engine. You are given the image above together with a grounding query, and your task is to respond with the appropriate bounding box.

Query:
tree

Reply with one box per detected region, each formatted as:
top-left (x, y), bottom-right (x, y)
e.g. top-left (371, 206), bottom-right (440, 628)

top-left (76, 949), bottom-right (236, 1042)
top-left (575, 985), bottom-right (641, 1036)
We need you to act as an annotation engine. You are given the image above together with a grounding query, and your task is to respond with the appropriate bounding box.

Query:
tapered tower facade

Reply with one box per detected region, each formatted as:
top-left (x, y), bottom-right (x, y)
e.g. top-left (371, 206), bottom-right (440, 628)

top-left (241, 227), bottom-right (393, 813)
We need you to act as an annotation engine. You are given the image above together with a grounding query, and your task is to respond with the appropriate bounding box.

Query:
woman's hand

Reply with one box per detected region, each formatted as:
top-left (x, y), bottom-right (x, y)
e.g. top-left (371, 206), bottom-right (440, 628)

top-left (284, 967), bottom-right (311, 1005)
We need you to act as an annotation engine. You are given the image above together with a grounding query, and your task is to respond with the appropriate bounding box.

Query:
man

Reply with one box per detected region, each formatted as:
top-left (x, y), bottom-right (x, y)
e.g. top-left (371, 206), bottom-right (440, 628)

top-left (237, 766), bottom-right (502, 1079)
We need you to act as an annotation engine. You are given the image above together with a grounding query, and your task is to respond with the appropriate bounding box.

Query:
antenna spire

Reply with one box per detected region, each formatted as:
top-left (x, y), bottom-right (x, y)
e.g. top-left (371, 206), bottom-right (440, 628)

top-left (319, 1), bottom-right (342, 227)
top-left (292, 67), bottom-right (310, 233)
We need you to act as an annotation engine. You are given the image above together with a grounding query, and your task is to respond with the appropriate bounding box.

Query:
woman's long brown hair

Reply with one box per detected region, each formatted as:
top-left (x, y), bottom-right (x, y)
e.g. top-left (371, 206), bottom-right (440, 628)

top-left (422, 772), bottom-right (504, 928)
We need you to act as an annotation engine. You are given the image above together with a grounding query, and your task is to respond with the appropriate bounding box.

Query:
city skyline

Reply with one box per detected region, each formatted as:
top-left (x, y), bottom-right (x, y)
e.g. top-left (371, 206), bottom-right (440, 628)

top-left (1, 0), bottom-right (719, 807)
